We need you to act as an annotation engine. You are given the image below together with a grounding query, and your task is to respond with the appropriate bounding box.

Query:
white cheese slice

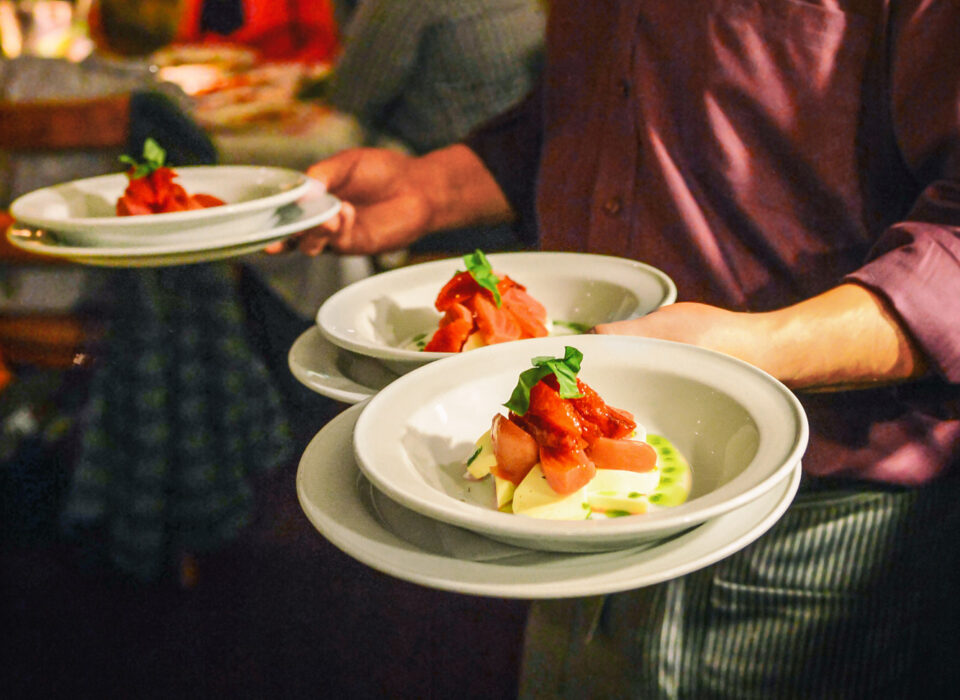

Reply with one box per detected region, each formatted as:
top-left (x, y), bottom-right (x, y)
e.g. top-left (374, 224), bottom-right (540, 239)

top-left (493, 473), bottom-right (516, 509)
top-left (511, 464), bottom-right (590, 520)
top-left (465, 429), bottom-right (497, 480)
top-left (586, 467), bottom-right (661, 515)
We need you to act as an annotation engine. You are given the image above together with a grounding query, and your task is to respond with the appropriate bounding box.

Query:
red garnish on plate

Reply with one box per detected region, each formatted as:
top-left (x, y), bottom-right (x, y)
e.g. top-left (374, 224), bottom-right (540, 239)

top-left (493, 347), bottom-right (640, 495)
top-left (424, 250), bottom-right (548, 352)
top-left (116, 138), bottom-right (225, 216)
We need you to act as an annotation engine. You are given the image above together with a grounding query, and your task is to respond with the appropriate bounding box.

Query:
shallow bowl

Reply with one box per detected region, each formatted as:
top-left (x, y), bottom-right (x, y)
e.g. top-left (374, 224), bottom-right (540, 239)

top-left (9, 165), bottom-right (311, 246)
top-left (317, 251), bottom-right (677, 374)
top-left (353, 334), bottom-right (808, 552)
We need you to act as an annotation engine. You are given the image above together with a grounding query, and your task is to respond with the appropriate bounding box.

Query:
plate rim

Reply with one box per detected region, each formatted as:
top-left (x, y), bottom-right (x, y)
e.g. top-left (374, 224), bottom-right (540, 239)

top-left (6, 191), bottom-right (341, 260)
top-left (352, 334), bottom-right (809, 550)
top-left (9, 164), bottom-right (312, 233)
top-left (315, 251), bottom-right (679, 363)
top-left (288, 326), bottom-right (392, 404)
top-left (297, 403), bottom-right (802, 598)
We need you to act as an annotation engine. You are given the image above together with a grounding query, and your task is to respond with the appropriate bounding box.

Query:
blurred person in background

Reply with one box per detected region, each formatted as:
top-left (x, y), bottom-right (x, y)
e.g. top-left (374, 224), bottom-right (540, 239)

top-left (327, 0), bottom-right (545, 255)
top-left (276, 0), bottom-right (960, 696)
top-left (175, 0), bottom-right (340, 63)
top-left (86, 0), bottom-right (184, 56)
top-left (328, 0), bottom-right (544, 155)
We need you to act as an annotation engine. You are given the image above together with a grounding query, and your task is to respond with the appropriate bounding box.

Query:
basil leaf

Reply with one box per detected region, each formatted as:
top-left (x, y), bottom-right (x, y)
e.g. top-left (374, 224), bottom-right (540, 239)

top-left (463, 249), bottom-right (501, 307)
top-left (552, 319), bottom-right (592, 334)
top-left (119, 137), bottom-right (167, 179)
top-left (503, 365), bottom-right (552, 415)
top-left (503, 346), bottom-right (585, 415)
top-left (142, 137), bottom-right (166, 168)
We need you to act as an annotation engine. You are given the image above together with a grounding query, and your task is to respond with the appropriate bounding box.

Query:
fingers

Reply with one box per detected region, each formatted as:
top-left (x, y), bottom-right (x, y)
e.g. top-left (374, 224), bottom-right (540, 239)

top-left (263, 237), bottom-right (299, 254)
top-left (591, 319), bottom-right (646, 335)
top-left (306, 148), bottom-right (370, 198)
top-left (262, 200), bottom-right (352, 256)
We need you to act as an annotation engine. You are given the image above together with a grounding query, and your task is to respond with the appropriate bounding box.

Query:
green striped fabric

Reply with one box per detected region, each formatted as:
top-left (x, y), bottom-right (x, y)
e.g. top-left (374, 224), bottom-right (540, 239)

top-left (329, 0), bottom-right (545, 154)
top-left (520, 477), bottom-right (960, 698)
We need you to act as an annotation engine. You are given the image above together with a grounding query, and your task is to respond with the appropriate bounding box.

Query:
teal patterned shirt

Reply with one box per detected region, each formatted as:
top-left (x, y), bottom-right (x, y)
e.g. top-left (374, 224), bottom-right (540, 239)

top-left (329, 0), bottom-right (545, 154)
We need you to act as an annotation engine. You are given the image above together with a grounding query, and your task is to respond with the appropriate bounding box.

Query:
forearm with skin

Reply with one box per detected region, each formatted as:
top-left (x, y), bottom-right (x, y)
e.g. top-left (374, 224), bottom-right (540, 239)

top-left (408, 144), bottom-right (516, 234)
top-left (595, 283), bottom-right (928, 391)
top-left (729, 284), bottom-right (927, 391)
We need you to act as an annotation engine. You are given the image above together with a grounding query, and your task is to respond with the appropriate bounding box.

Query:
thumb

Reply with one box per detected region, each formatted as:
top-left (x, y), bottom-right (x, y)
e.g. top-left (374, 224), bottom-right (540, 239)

top-left (306, 150), bottom-right (361, 195)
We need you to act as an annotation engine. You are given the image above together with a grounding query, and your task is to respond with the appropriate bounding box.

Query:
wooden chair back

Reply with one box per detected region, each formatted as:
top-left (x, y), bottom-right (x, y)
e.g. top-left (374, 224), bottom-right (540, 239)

top-left (0, 93), bottom-right (130, 369)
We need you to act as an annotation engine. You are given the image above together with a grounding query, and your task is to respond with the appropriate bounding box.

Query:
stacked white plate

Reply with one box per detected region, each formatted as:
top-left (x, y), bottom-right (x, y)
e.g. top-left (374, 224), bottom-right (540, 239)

top-left (293, 259), bottom-right (809, 597)
top-left (5, 165), bottom-right (341, 267)
top-left (290, 251), bottom-right (678, 402)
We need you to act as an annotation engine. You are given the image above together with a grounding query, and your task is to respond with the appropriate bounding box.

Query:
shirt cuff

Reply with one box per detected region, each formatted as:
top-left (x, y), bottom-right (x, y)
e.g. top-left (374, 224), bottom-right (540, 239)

top-left (845, 217), bottom-right (960, 383)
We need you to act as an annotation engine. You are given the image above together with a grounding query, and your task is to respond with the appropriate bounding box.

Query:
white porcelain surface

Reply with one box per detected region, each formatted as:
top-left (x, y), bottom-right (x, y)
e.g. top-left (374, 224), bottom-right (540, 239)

top-left (353, 335), bottom-right (808, 552)
top-left (6, 190), bottom-right (341, 268)
top-left (9, 165), bottom-right (311, 245)
top-left (288, 326), bottom-right (399, 404)
top-left (316, 252), bottom-right (677, 374)
top-left (298, 404), bottom-right (802, 598)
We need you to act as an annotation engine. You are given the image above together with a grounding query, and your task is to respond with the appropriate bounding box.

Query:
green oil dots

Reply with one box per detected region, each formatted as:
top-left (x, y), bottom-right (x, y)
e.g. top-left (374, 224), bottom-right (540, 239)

top-left (647, 433), bottom-right (692, 508)
top-left (650, 483), bottom-right (689, 507)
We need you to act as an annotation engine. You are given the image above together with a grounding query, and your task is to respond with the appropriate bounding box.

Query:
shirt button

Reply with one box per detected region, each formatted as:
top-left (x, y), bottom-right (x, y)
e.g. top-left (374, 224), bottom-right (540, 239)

top-left (617, 78), bottom-right (630, 98)
top-left (603, 196), bottom-right (623, 215)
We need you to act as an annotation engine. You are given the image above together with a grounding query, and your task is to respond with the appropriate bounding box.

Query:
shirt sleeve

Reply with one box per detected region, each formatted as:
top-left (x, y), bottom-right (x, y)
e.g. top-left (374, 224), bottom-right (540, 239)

top-left (463, 84), bottom-right (543, 244)
top-left (327, 2), bottom-right (428, 127)
top-left (844, 0), bottom-right (960, 383)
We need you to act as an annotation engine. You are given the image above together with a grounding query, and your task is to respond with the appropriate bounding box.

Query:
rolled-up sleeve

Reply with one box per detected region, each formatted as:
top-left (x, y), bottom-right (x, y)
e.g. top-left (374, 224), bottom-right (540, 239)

top-left (844, 0), bottom-right (960, 382)
top-left (463, 85), bottom-right (543, 244)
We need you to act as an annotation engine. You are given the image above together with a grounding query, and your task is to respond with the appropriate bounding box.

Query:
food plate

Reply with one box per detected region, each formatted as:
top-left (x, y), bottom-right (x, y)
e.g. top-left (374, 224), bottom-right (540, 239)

top-left (298, 404), bottom-right (802, 598)
top-left (9, 165), bottom-right (311, 245)
top-left (316, 252), bottom-right (677, 374)
top-left (6, 189), bottom-right (341, 268)
top-left (353, 335), bottom-right (808, 552)
top-left (288, 326), bottom-right (400, 404)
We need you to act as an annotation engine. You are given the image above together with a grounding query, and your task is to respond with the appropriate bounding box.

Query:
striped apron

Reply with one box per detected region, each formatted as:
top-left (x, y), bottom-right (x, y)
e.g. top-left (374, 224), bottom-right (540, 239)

top-left (519, 475), bottom-right (960, 699)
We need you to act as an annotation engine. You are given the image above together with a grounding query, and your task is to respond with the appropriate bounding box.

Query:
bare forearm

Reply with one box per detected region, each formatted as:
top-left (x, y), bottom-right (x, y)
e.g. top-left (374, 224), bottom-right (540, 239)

top-left (410, 144), bottom-right (516, 233)
top-left (595, 283), bottom-right (929, 391)
top-left (753, 283), bottom-right (928, 390)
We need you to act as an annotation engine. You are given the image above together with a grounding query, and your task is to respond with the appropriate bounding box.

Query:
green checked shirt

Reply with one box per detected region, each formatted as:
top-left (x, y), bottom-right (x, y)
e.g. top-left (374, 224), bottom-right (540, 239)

top-left (329, 0), bottom-right (545, 154)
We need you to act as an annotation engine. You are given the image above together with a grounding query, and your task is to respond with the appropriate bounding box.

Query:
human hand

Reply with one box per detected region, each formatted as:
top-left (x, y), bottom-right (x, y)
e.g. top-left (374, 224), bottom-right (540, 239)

top-left (592, 285), bottom-right (928, 391)
top-left (264, 147), bottom-right (433, 256)
top-left (593, 302), bottom-right (756, 363)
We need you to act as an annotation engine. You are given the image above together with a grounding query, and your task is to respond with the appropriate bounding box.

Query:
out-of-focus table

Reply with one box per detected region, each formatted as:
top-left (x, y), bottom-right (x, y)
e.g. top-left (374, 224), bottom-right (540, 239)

top-left (154, 50), bottom-right (403, 318)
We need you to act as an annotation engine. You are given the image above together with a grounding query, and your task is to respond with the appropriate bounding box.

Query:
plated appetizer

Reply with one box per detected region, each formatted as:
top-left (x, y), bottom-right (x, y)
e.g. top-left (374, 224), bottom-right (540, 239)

top-left (465, 347), bottom-right (691, 519)
top-left (422, 250), bottom-right (550, 352)
top-left (116, 138), bottom-right (225, 216)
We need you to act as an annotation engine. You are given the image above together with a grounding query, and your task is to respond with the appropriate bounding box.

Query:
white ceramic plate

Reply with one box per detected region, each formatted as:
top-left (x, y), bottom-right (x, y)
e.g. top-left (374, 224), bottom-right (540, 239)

top-left (9, 165), bottom-right (311, 245)
top-left (353, 335), bottom-right (808, 552)
top-left (298, 404), bottom-right (802, 598)
top-left (6, 189), bottom-right (341, 268)
top-left (316, 252), bottom-right (677, 374)
top-left (288, 326), bottom-right (400, 404)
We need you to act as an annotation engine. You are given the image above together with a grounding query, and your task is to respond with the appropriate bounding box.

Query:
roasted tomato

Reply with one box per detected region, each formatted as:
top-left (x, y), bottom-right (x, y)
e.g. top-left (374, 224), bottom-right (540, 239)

top-left (469, 293), bottom-right (522, 345)
top-left (586, 437), bottom-right (658, 472)
top-left (490, 414), bottom-right (539, 485)
top-left (539, 446), bottom-right (596, 495)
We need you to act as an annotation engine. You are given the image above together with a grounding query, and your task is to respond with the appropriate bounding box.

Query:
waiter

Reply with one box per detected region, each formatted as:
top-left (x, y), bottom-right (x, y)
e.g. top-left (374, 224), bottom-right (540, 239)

top-left (274, 1), bottom-right (960, 696)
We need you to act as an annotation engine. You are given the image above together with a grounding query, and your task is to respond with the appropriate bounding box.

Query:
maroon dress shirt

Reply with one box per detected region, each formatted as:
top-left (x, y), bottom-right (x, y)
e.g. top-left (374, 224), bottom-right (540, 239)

top-left (467, 0), bottom-right (960, 485)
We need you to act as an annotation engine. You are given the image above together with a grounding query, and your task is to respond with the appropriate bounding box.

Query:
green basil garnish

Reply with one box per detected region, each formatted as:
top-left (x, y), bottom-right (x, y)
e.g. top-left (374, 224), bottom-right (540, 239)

top-left (553, 320), bottom-right (592, 334)
top-left (503, 346), bottom-right (584, 415)
top-left (119, 137), bottom-right (166, 179)
top-left (463, 249), bottom-right (501, 307)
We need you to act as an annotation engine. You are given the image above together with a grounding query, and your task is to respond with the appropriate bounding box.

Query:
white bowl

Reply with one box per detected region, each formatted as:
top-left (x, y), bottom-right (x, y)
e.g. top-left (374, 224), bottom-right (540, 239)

top-left (316, 251), bottom-right (677, 374)
top-left (353, 335), bottom-right (808, 553)
top-left (9, 165), bottom-right (311, 246)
